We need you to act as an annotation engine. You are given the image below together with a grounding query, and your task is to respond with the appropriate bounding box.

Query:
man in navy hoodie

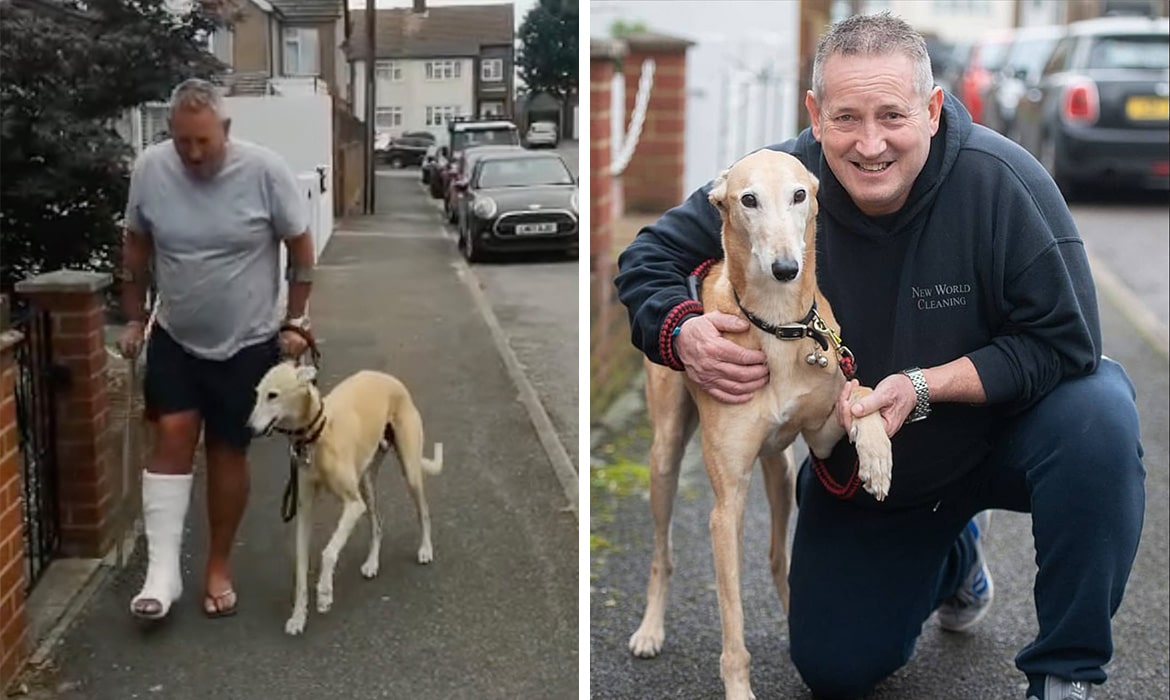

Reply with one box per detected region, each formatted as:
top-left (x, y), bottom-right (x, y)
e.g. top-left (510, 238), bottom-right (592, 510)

top-left (614, 12), bottom-right (1145, 700)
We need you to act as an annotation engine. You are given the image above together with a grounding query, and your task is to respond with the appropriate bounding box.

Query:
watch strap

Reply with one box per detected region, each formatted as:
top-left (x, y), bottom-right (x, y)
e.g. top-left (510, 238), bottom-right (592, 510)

top-left (900, 366), bottom-right (931, 423)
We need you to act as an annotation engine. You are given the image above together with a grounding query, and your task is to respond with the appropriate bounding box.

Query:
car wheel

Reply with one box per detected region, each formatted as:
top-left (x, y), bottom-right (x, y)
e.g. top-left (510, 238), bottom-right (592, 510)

top-left (464, 227), bottom-right (485, 263)
top-left (1040, 134), bottom-right (1078, 201)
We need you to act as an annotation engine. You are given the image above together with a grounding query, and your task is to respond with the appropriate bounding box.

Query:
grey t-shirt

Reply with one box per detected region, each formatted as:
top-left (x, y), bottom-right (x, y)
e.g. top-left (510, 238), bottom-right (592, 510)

top-left (124, 139), bottom-right (308, 360)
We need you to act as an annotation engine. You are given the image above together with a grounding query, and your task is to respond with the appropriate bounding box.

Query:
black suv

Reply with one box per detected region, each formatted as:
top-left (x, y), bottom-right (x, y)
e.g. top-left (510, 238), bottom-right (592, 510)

top-left (376, 131), bottom-right (437, 168)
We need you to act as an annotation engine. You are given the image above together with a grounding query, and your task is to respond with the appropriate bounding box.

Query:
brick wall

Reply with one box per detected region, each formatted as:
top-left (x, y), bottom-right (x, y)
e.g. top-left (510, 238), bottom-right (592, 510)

top-left (15, 272), bottom-right (116, 559)
top-left (0, 328), bottom-right (29, 692)
top-left (620, 33), bottom-right (694, 214)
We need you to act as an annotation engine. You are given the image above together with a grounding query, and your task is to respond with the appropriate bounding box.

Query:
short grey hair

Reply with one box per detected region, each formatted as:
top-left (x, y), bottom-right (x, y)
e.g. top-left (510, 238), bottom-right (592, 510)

top-left (811, 11), bottom-right (934, 105)
top-left (169, 78), bottom-right (228, 121)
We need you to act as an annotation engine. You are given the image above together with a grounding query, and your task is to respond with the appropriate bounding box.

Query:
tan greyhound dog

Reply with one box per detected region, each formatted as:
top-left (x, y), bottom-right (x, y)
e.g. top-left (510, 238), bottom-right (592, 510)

top-left (627, 150), bottom-right (893, 699)
top-left (248, 362), bottom-right (443, 635)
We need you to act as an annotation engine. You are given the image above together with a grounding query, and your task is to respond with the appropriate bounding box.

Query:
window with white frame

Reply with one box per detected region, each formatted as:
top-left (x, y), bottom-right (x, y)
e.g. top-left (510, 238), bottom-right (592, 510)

top-left (282, 27), bottom-right (319, 76)
top-left (375, 61), bottom-right (403, 82)
top-left (425, 60), bottom-right (462, 81)
top-left (425, 106), bottom-right (460, 126)
top-left (375, 107), bottom-right (403, 130)
top-left (481, 58), bottom-right (503, 82)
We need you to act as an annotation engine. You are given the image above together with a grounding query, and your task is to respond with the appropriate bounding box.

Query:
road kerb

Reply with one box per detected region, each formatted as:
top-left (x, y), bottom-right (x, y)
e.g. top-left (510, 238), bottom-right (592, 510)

top-left (1089, 252), bottom-right (1170, 359)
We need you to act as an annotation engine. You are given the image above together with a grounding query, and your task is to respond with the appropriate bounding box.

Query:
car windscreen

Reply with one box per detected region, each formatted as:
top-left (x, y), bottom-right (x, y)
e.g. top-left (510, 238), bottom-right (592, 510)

top-left (1008, 37), bottom-right (1060, 81)
top-left (1087, 35), bottom-right (1169, 70)
top-left (477, 158), bottom-right (574, 188)
top-left (978, 40), bottom-right (1011, 71)
top-left (453, 129), bottom-right (520, 151)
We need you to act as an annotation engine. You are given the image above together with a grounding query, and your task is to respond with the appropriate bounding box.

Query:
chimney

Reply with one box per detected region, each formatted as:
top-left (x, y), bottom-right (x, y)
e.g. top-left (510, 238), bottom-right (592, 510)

top-left (412, 0), bottom-right (425, 13)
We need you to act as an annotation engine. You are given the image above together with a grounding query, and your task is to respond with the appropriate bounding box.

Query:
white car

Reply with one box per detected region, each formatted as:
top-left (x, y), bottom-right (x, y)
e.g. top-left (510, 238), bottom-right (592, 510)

top-left (525, 121), bottom-right (558, 148)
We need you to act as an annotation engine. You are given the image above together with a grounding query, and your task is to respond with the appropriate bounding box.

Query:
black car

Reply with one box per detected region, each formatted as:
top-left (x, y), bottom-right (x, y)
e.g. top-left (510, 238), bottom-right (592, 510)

top-left (376, 131), bottom-right (436, 168)
top-left (454, 150), bottom-right (578, 262)
top-left (1014, 15), bottom-right (1169, 197)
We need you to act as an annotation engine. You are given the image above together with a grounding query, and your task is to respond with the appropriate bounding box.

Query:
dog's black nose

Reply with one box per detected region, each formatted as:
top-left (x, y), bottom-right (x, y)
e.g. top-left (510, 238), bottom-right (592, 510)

top-left (771, 258), bottom-right (799, 282)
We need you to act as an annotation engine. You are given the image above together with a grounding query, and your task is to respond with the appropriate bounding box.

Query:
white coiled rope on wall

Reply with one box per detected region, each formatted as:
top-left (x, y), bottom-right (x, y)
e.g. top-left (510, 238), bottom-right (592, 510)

top-left (610, 58), bottom-right (656, 177)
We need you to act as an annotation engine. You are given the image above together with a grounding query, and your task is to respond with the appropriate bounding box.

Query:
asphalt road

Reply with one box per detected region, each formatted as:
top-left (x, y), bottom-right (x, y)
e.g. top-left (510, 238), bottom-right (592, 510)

top-left (589, 199), bottom-right (1170, 699)
top-left (31, 170), bottom-right (578, 699)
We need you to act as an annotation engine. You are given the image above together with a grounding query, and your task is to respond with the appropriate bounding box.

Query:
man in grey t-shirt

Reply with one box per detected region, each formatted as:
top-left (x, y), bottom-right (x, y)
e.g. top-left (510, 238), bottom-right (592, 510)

top-left (117, 78), bottom-right (317, 620)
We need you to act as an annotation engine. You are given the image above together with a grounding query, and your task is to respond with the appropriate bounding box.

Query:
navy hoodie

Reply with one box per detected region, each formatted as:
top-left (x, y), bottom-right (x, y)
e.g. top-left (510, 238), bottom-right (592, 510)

top-left (613, 93), bottom-right (1102, 508)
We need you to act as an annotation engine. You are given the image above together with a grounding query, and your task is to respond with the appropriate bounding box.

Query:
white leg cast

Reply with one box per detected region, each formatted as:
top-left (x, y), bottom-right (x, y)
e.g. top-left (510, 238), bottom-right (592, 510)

top-left (130, 471), bottom-right (193, 620)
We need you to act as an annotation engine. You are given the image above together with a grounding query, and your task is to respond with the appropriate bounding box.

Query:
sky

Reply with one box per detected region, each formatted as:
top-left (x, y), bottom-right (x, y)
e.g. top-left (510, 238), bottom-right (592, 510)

top-left (345, 0), bottom-right (538, 31)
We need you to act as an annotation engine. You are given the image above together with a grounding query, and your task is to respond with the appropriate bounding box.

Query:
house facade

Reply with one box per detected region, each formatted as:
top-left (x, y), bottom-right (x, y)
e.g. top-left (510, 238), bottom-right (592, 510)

top-left (347, 3), bottom-right (515, 142)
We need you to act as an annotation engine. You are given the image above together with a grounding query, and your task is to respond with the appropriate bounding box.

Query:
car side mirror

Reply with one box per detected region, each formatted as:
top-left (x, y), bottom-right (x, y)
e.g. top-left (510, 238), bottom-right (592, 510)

top-left (1014, 67), bottom-right (1028, 81)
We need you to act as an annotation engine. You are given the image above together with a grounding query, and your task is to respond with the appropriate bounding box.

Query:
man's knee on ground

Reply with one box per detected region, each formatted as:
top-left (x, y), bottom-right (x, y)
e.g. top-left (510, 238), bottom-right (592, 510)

top-left (791, 634), bottom-right (904, 700)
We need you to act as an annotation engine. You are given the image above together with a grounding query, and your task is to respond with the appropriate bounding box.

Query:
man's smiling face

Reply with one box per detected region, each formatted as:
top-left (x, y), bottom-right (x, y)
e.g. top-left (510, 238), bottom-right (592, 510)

top-left (806, 51), bottom-right (943, 217)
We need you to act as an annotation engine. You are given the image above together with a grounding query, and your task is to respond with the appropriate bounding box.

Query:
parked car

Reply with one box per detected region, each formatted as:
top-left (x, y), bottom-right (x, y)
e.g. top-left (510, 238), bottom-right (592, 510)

top-left (444, 144), bottom-right (524, 223)
top-left (1014, 15), bottom-right (1170, 196)
top-left (957, 30), bottom-right (1015, 124)
top-left (454, 150), bottom-right (579, 262)
top-left (430, 118), bottom-right (520, 199)
top-left (376, 131), bottom-right (436, 168)
top-left (525, 120), bottom-right (559, 148)
top-left (982, 25), bottom-right (1064, 139)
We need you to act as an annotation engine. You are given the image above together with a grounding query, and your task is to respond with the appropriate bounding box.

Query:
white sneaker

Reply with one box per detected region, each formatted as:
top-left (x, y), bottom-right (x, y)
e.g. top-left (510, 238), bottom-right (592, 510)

top-left (937, 510), bottom-right (994, 632)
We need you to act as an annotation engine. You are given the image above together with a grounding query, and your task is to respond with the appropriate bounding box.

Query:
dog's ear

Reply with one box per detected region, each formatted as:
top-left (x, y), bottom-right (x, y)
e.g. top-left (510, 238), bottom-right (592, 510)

top-left (295, 364), bottom-right (318, 385)
top-left (707, 169), bottom-right (730, 209)
top-left (806, 171), bottom-right (820, 197)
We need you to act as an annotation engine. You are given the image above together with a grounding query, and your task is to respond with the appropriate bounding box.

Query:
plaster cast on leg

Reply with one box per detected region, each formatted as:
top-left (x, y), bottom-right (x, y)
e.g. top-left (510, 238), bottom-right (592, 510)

top-left (130, 471), bottom-right (193, 619)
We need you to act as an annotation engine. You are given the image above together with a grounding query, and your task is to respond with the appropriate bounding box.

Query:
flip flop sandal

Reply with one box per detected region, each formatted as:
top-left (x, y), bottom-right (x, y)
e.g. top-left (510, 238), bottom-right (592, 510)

top-left (203, 589), bottom-right (238, 619)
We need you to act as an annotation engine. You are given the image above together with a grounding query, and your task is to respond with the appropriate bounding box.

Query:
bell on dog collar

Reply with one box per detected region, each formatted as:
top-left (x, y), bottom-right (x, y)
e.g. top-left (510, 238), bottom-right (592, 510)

top-left (806, 353), bottom-right (818, 365)
top-left (818, 355), bottom-right (829, 367)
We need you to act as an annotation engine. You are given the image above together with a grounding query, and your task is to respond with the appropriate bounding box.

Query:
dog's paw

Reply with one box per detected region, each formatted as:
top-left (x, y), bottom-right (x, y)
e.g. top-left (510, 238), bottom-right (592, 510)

top-left (628, 625), bottom-right (665, 658)
top-left (316, 586), bottom-right (333, 613)
top-left (417, 542), bottom-right (433, 564)
top-left (284, 613), bottom-right (306, 636)
top-left (360, 559), bottom-right (379, 579)
top-left (854, 416), bottom-right (893, 501)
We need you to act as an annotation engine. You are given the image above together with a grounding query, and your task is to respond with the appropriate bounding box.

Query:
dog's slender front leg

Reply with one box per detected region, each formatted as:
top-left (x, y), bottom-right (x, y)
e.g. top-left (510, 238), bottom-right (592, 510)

top-left (285, 482), bottom-right (315, 636)
top-left (703, 421), bottom-right (766, 700)
top-left (359, 468), bottom-right (381, 578)
top-left (758, 444), bottom-right (795, 614)
top-left (316, 498), bottom-right (367, 614)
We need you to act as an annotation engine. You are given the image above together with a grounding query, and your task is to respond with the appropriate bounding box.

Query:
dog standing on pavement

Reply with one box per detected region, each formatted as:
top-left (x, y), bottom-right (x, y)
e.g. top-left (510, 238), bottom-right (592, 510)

top-left (627, 150), bottom-right (894, 699)
top-left (248, 362), bottom-right (443, 635)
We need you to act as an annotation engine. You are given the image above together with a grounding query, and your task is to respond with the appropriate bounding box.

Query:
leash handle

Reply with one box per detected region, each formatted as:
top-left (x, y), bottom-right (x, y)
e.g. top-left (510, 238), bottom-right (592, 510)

top-left (279, 323), bottom-right (321, 369)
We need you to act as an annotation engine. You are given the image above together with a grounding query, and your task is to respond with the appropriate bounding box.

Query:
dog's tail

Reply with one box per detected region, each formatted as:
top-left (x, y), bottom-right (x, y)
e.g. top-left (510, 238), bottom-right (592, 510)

top-left (421, 442), bottom-right (443, 476)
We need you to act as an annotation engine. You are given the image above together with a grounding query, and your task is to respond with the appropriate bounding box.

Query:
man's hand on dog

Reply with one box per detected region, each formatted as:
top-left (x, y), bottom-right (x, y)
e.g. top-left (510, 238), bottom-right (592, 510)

top-left (117, 321), bottom-right (145, 359)
top-left (676, 312), bottom-right (769, 404)
top-left (837, 374), bottom-right (917, 438)
top-left (279, 329), bottom-right (310, 359)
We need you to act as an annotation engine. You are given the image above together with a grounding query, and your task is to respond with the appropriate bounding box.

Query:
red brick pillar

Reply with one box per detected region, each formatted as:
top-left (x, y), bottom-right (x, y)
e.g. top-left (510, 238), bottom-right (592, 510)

top-left (590, 39), bottom-right (627, 413)
top-left (15, 271), bottom-right (114, 558)
top-left (0, 325), bottom-right (30, 692)
top-left (621, 32), bottom-right (694, 214)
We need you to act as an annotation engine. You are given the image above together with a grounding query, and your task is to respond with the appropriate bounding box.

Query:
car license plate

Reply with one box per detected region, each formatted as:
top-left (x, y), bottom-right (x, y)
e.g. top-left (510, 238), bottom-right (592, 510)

top-left (515, 222), bottom-right (558, 235)
top-left (1125, 96), bottom-right (1169, 121)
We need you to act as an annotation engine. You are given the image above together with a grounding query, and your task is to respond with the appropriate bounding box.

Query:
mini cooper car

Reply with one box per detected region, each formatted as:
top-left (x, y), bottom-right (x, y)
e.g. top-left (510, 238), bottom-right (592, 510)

top-left (454, 150), bottom-right (579, 262)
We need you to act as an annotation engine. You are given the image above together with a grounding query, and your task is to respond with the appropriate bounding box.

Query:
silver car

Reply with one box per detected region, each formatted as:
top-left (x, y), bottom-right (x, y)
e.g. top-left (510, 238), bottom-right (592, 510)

top-left (525, 121), bottom-right (559, 148)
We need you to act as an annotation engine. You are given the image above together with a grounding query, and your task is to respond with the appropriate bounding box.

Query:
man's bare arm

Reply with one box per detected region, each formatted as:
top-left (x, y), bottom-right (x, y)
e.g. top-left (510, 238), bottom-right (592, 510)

top-left (121, 228), bottom-right (153, 323)
top-left (283, 231), bottom-right (315, 319)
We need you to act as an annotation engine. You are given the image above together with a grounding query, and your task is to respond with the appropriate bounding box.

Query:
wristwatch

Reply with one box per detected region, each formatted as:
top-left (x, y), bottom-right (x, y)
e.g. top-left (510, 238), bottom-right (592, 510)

top-left (284, 314), bottom-right (311, 330)
top-left (900, 367), bottom-right (931, 423)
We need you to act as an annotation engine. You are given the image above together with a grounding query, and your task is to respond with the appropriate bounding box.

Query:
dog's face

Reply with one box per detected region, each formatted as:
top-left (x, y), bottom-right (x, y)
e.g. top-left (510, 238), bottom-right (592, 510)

top-left (247, 361), bottom-right (319, 437)
top-left (708, 150), bottom-right (819, 283)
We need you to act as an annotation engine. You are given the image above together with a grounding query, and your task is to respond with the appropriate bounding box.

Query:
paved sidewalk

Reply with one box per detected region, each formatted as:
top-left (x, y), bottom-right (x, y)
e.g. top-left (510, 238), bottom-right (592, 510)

top-left (31, 174), bottom-right (578, 699)
top-left (589, 264), bottom-right (1170, 699)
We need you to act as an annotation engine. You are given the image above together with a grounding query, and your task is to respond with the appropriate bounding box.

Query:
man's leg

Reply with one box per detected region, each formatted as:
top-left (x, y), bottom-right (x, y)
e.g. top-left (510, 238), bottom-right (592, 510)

top-left (131, 326), bottom-right (201, 619)
top-left (199, 335), bottom-right (281, 615)
top-left (787, 455), bottom-right (982, 700)
top-left (975, 357), bottom-right (1145, 698)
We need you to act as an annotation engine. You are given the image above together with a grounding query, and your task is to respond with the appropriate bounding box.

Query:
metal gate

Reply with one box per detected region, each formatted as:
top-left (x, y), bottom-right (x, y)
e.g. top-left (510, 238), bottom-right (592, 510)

top-left (11, 306), bottom-right (61, 592)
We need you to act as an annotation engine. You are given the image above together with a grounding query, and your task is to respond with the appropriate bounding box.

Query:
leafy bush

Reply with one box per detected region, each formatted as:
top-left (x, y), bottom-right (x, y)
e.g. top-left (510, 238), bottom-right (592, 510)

top-left (0, 0), bottom-right (228, 296)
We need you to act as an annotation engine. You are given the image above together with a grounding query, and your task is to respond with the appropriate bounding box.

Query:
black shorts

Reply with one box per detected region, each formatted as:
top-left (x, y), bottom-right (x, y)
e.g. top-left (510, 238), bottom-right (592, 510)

top-left (143, 325), bottom-right (280, 449)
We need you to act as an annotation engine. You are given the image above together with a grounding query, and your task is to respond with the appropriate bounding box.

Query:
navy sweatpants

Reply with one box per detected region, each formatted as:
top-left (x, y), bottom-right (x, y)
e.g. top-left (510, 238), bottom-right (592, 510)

top-left (787, 357), bottom-right (1146, 700)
